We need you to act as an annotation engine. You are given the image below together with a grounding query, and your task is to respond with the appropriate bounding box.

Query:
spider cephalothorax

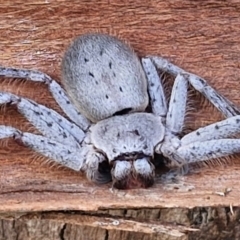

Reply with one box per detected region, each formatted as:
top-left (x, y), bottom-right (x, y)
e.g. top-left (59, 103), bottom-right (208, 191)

top-left (0, 33), bottom-right (240, 189)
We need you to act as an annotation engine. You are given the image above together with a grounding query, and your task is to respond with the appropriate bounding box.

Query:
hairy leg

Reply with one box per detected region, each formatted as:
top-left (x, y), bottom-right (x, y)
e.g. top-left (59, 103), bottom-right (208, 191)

top-left (164, 116), bottom-right (240, 167)
top-left (150, 56), bottom-right (240, 117)
top-left (0, 125), bottom-right (85, 170)
top-left (165, 73), bottom-right (188, 134)
top-left (141, 58), bottom-right (167, 117)
top-left (0, 92), bottom-right (85, 146)
top-left (0, 67), bottom-right (90, 130)
top-left (0, 125), bottom-right (110, 183)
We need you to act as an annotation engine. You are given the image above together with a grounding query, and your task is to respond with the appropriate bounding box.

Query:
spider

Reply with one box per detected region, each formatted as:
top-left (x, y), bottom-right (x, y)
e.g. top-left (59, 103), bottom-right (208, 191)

top-left (0, 33), bottom-right (240, 189)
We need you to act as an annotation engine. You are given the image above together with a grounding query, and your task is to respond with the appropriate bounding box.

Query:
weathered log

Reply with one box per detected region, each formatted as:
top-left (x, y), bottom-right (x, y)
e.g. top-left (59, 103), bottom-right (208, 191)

top-left (0, 1), bottom-right (240, 239)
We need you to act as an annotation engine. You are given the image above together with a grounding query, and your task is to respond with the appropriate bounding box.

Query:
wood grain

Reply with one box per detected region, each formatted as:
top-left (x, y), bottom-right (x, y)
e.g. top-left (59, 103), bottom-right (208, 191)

top-left (0, 1), bottom-right (240, 239)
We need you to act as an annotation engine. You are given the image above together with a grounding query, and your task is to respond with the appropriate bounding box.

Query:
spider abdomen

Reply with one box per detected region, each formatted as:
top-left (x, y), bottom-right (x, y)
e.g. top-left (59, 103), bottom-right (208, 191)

top-left (61, 33), bottom-right (149, 123)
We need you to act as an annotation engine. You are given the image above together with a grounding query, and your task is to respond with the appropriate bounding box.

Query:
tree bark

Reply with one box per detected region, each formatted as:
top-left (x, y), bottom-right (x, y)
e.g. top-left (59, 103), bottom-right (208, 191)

top-left (0, 1), bottom-right (240, 239)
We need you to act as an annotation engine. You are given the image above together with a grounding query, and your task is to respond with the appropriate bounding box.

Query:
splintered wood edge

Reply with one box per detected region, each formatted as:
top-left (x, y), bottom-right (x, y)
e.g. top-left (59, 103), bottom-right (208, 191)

top-left (36, 214), bottom-right (199, 236)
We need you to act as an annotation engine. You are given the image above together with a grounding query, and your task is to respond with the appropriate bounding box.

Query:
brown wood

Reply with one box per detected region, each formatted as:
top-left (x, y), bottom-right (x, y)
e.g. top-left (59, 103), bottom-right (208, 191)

top-left (0, 1), bottom-right (240, 239)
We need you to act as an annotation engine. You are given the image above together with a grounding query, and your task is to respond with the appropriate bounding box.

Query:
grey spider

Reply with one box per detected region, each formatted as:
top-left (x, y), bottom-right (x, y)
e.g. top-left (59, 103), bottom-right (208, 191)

top-left (1, 33), bottom-right (240, 189)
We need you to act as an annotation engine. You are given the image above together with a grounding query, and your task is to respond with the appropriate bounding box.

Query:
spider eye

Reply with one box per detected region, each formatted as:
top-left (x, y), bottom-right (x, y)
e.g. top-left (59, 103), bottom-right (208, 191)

top-left (113, 108), bottom-right (132, 116)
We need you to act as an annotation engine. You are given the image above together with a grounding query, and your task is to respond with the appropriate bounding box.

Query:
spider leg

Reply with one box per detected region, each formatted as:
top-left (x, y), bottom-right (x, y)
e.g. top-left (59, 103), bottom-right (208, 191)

top-left (0, 125), bottom-right (111, 182)
top-left (84, 145), bottom-right (112, 184)
top-left (0, 68), bottom-right (118, 184)
top-left (162, 116), bottom-right (240, 167)
top-left (141, 58), bottom-right (167, 117)
top-left (181, 115), bottom-right (240, 145)
top-left (0, 92), bottom-right (85, 147)
top-left (149, 56), bottom-right (240, 117)
top-left (177, 139), bottom-right (240, 165)
top-left (0, 67), bottom-right (90, 130)
top-left (137, 60), bottom-right (190, 171)
top-left (156, 75), bottom-right (240, 169)
top-left (178, 116), bottom-right (240, 164)
top-left (166, 73), bottom-right (188, 134)
top-left (154, 73), bottom-right (189, 168)
top-left (0, 125), bottom-right (85, 170)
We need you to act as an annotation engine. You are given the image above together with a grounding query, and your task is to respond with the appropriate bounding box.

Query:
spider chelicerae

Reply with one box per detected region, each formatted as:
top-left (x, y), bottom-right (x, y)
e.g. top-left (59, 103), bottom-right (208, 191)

top-left (0, 33), bottom-right (240, 189)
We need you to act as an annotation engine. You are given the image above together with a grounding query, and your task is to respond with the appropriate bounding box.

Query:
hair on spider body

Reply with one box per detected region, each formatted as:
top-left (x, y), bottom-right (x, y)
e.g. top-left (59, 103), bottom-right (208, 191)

top-left (0, 33), bottom-right (240, 189)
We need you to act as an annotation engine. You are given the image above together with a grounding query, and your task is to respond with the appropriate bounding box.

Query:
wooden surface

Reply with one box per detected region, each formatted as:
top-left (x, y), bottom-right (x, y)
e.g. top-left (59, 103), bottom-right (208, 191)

top-left (0, 1), bottom-right (240, 239)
